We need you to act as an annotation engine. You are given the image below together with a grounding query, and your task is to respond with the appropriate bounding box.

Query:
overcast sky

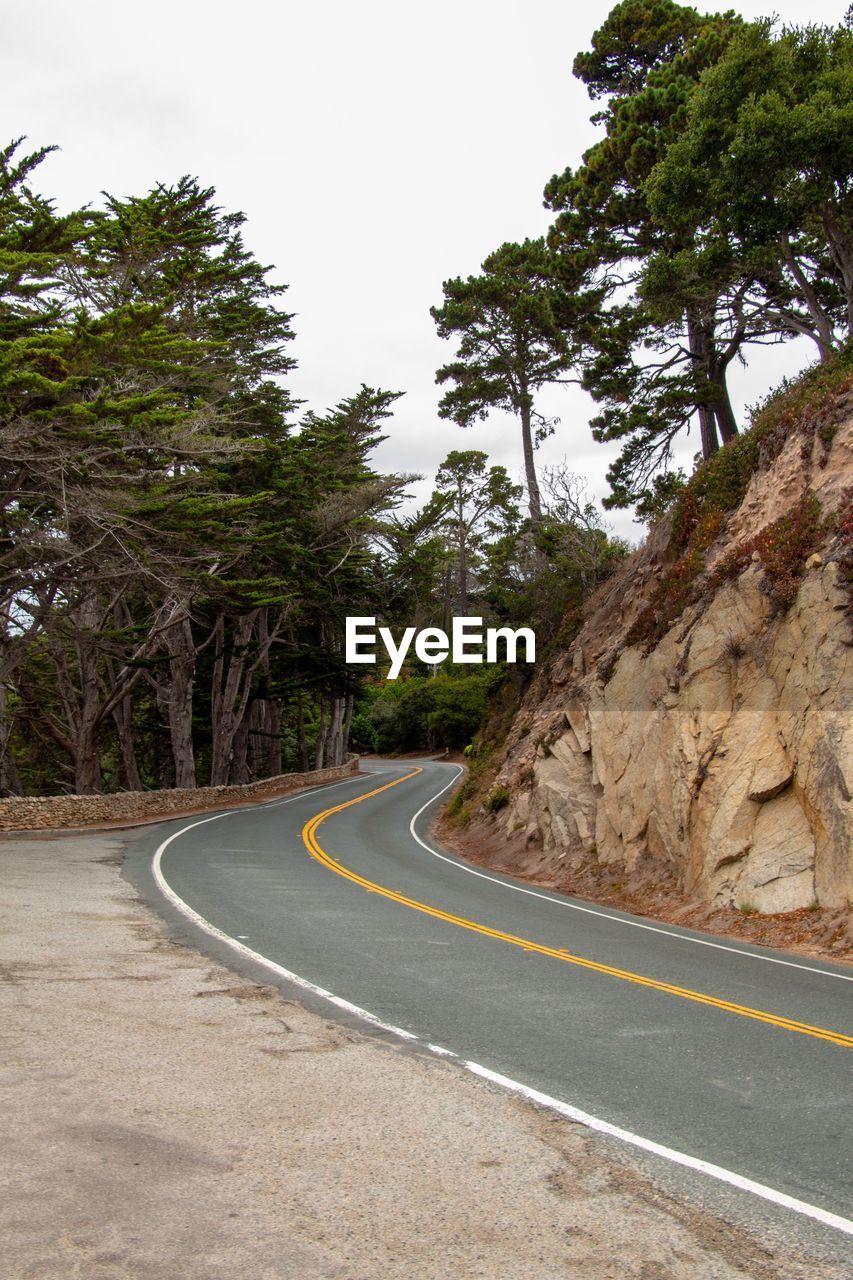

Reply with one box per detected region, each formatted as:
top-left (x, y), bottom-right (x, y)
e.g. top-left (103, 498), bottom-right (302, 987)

top-left (2, 0), bottom-right (847, 540)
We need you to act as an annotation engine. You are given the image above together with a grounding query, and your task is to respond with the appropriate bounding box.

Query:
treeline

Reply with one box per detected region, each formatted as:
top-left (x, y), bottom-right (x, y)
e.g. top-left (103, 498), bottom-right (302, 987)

top-left (0, 145), bottom-right (623, 794)
top-left (431, 1), bottom-right (853, 516)
top-left (0, 146), bottom-right (415, 794)
top-left (4, 1), bottom-right (850, 794)
top-left (356, 450), bottom-right (627, 755)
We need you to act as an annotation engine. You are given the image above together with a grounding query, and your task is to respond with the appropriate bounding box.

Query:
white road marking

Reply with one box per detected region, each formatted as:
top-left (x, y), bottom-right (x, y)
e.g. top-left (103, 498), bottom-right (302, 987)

top-left (149, 762), bottom-right (853, 1240)
top-left (408, 765), bottom-right (853, 983)
top-left (152, 773), bottom-right (419, 1045)
top-left (464, 1061), bottom-right (853, 1238)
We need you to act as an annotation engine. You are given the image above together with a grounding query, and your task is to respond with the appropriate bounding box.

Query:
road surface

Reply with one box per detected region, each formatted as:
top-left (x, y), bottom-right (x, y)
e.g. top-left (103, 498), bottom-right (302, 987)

top-left (130, 759), bottom-right (853, 1244)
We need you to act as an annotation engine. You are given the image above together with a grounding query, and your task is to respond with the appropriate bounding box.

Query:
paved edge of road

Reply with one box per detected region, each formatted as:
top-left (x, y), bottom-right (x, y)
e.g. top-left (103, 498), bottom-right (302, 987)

top-left (147, 765), bottom-right (853, 1241)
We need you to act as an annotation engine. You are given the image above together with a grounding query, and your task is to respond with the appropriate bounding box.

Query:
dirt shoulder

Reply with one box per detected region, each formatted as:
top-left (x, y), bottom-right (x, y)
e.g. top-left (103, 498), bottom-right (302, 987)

top-left (0, 832), bottom-right (846, 1280)
top-left (437, 811), bottom-right (853, 968)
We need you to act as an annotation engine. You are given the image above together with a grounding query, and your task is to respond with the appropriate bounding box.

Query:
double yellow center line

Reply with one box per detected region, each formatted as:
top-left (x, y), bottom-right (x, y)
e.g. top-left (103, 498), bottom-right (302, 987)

top-left (301, 769), bottom-right (853, 1050)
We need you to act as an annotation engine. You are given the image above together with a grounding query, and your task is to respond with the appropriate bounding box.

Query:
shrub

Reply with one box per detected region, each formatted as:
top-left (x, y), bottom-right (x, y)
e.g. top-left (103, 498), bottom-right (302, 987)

top-left (447, 776), bottom-right (475, 819)
top-left (626, 509), bottom-right (725, 650)
top-left (348, 709), bottom-right (377, 754)
top-left (366, 668), bottom-right (501, 754)
top-left (485, 785), bottom-right (510, 813)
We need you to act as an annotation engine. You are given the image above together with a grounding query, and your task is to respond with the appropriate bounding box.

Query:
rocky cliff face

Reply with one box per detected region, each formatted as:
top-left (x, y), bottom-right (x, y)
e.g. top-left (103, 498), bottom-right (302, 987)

top-left (488, 403), bottom-right (853, 914)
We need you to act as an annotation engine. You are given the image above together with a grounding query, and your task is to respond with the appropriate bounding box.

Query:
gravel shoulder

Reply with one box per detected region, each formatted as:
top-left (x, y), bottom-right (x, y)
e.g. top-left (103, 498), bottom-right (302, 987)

top-left (1, 830), bottom-right (847, 1280)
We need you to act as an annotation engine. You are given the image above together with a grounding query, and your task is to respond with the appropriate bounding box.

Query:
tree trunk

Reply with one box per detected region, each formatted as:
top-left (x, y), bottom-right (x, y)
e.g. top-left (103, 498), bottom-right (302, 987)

top-left (74, 720), bottom-right (101, 794)
top-left (268, 698), bottom-right (282, 776)
top-left (698, 405), bottom-right (719, 460)
top-left (342, 694), bottom-right (354, 762)
top-left (518, 387), bottom-right (542, 523)
top-left (817, 215), bottom-right (853, 341)
top-left (314, 696), bottom-right (329, 771)
top-left (0, 683), bottom-right (21, 795)
top-left (112, 694), bottom-right (143, 791)
top-left (209, 610), bottom-right (259, 786)
top-left (230, 703), bottom-right (251, 785)
top-left (711, 382), bottom-right (739, 445)
top-left (779, 234), bottom-right (836, 361)
top-left (455, 478), bottom-right (469, 613)
top-left (163, 613), bottom-right (197, 789)
top-left (441, 562), bottom-right (453, 632)
top-left (247, 697), bottom-right (266, 779)
top-left (328, 696), bottom-right (344, 767)
top-left (209, 606), bottom-right (285, 786)
top-left (72, 593), bottom-right (103, 794)
top-left (686, 306), bottom-right (722, 460)
top-left (297, 692), bottom-right (308, 772)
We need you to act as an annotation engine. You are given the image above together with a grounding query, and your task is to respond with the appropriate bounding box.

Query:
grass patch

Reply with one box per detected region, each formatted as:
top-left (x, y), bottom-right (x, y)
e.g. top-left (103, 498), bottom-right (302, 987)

top-left (446, 775), bottom-right (476, 823)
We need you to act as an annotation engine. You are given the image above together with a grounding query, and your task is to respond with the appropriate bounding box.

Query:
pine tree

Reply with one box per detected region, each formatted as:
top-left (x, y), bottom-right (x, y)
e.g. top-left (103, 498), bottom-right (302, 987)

top-left (647, 19), bottom-right (853, 355)
top-left (544, 1), bottom-right (764, 508)
top-left (431, 239), bottom-right (587, 523)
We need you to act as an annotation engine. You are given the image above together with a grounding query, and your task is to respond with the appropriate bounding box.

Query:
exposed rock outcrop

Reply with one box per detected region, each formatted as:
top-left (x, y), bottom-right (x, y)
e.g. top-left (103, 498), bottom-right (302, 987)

top-left (488, 409), bottom-right (852, 913)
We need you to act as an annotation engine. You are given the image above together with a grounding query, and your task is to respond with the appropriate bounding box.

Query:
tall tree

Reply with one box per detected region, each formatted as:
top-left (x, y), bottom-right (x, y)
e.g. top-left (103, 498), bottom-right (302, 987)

top-left (431, 238), bottom-right (585, 523)
top-left (646, 18), bottom-right (853, 355)
top-left (544, 1), bottom-right (770, 508)
top-left (430, 450), bottom-right (521, 618)
top-left (62, 175), bottom-right (297, 437)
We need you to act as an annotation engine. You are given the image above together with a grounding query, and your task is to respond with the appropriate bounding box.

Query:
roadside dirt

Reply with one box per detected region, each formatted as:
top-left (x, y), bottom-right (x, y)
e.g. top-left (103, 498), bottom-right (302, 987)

top-left (437, 812), bottom-right (853, 967)
top-left (0, 832), bottom-right (847, 1279)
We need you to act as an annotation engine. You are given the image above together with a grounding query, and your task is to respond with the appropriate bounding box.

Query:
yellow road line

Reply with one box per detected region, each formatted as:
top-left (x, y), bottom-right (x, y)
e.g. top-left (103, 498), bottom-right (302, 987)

top-left (301, 770), bottom-right (853, 1050)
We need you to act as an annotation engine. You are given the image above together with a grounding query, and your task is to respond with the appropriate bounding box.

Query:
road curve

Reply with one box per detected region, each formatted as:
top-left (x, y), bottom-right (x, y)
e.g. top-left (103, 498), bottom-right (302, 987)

top-left (131, 759), bottom-right (853, 1240)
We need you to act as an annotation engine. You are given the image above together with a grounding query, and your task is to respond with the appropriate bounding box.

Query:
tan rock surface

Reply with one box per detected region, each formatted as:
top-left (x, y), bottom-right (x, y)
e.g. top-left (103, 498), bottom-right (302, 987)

top-left (489, 414), bottom-right (852, 915)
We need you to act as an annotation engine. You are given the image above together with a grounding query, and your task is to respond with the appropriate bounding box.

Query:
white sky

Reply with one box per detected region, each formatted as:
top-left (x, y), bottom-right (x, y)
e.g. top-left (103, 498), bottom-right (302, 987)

top-left (1, 0), bottom-right (847, 540)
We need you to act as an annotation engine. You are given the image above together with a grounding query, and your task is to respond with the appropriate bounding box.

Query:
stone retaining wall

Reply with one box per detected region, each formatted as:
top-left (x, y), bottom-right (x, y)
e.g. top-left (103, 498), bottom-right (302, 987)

top-left (0, 757), bottom-right (360, 832)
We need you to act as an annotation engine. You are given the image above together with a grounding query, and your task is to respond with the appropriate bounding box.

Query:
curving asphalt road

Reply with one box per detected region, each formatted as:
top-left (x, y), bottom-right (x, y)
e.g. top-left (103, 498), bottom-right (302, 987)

top-left (128, 759), bottom-right (853, 1246)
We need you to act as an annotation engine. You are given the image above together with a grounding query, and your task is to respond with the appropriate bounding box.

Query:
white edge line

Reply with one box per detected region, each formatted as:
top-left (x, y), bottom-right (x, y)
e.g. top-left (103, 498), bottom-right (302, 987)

top-left (408, 765), bottom-right (853, 983)
top-left (150, 763), bottom-right (853, 1240)
top-left (152, 772), bottom-right (416, 1043)
top-left (462, 1061), bottom-right (853, 1238)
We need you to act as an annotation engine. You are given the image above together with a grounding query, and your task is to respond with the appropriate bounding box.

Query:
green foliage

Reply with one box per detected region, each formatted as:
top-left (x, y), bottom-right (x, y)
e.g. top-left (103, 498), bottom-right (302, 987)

top-left (741, 344), bottom-right (853, 465)
top-left (661, 344), bottom-right (853, 558)
top-left (68, 174), bottom-right (297, 437)
top-left (541, 4), bottom-right (852, 511)
top-left (347, 709), bottom-right (378, 754)
top-left (485, 785), bottom-right (510, 813)
top-left (445, 773), bottom-right (475, 827)
top-left (634, 471), bottom-right (687, 525)
top-left (432, 238), bottom-right (590, 519)
top-left (647, 20), bottom-right (853, 355)
top-left (429, 449), bottom-right (522, 615)
top-left (484, 467), bottom-right (629, 646)
top-left (620, 344), bottom-right (852, 657)
top-left (547, 1), bottom-right (750, 508)
top-left (572, 0), bottom-right (728, 98)
top-left (0, 143), bottom-right (413, 794)
top-left (366, 668), bottom-right (503, 755)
